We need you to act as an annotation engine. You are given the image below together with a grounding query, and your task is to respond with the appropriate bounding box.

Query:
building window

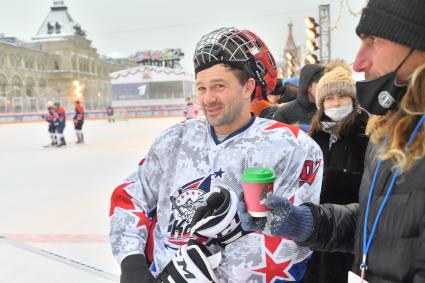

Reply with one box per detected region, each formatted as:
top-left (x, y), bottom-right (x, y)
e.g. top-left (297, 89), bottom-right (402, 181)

top-left (26, 78), bottom-right (35, 97)
top-left (12, 76), bottom-right (22, 97)
top-left (0, 74), bottom-right (7, 97)
top-left (39, 79), bottom-right (47, 96)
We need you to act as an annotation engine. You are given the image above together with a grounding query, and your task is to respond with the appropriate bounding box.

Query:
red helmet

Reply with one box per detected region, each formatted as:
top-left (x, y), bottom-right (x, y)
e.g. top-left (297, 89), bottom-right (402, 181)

top-left (193, 27), bottom-right (277, 101)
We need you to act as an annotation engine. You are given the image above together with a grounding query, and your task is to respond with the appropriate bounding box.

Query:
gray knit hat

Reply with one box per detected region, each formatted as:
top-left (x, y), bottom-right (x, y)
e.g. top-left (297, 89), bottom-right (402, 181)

top-left (356, 0), bottom-right (425, 51)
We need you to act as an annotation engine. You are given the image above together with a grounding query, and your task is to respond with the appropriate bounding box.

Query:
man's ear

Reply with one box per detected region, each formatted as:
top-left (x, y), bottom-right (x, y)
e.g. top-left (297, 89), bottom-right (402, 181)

top-left (243, 78), bottom-right (256, 99)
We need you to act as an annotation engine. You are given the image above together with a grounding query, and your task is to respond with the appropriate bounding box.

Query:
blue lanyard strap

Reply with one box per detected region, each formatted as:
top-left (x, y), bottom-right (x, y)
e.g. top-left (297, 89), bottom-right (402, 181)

top-left (361, 114), bottom-right (425, 274)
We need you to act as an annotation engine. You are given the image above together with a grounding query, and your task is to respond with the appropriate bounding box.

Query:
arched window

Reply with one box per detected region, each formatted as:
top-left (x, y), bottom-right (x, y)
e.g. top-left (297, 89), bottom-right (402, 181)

top-left (26, 77), bottom-right (35, 96)
top-left (0, 74), bottom-right (7, 97)
top-left (39, 79), bottom-right (47, 96)
top-left (11, 75), bottom-right (22, 97)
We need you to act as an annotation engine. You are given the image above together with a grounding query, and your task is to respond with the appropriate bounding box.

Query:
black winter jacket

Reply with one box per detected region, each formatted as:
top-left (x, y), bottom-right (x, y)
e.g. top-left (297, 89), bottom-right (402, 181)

top-left (273, 64), bottom-right (324, 125)
top-left (301, 110), bottom-right (369, 283)
top-left (300, 141), bottom-right (425, 282)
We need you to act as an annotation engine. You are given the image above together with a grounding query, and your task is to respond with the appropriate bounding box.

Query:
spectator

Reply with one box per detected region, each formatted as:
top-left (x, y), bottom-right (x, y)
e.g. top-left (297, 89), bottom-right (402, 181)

top-left (238, 0), bottom-right (425, 281)
top-left (301, 60), bottom-right (369, 283)
top-left (248, 34), bottom-right (278, 119)
top-left (269, 77), bottom-right (299, 104)
top-left (273, 64), bottom-right (324, 125)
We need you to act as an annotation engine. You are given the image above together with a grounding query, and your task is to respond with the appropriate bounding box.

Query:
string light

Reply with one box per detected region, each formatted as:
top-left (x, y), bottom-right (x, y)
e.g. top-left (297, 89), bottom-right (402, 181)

top-left (346, 0), bottom-right (368, 17)
top-left (330, 0), bottom-right (344, 32)
top-left (330, 0), bottom-right (368, 32)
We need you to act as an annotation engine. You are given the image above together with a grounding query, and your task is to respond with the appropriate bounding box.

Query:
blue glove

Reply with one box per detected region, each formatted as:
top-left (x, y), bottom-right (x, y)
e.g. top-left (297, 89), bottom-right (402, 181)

top-left (237, 192), bottom-right (314, 242)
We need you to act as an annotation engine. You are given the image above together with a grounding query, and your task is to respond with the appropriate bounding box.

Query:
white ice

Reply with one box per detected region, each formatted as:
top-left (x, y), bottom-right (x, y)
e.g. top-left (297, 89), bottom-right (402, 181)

top-left (0, 117), bottom-right (182, 283)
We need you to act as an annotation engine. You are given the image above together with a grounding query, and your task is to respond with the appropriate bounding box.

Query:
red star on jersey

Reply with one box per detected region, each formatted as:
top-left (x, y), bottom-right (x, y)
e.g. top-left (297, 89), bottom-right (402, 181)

top-left (109, 182), bottom-right (135, 216)
top-left (131, 211), bottom-right (150, 228)
top-left (264, 122), bottom-right (299, 138)
top-left (253, 251), bottom-right (292, 282)
top-left (251, 235), bottom-right (295, 282)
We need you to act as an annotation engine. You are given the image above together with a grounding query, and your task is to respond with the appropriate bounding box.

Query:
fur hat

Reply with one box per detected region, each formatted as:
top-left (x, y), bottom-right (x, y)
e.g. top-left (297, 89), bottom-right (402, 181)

top-left (315, 60), bottom-right (356, 109)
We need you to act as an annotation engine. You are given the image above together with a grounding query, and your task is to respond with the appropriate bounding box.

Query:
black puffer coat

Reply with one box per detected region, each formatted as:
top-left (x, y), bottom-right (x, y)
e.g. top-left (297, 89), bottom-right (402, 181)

top-left (300, 140), bottom-right (425, 282)
top-left (301, 110), bottom-right (369, 283)
top-left (273, 64), bottom-right (324, 124)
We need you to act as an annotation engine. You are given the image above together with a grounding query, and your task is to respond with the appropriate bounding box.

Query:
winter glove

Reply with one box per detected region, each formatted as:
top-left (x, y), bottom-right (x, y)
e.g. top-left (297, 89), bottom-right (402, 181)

top-left (190, 187), bottom-right (244, 245)
top-left (154, 240), bottom-right (221, 283)
top-left (120, 254), bottom-right (155, 283)
top-left (237, 192), bottom-right (314, 242)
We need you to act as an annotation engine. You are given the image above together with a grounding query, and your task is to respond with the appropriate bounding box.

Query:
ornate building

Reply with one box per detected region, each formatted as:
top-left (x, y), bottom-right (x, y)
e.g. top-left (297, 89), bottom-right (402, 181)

top-left (0, 0), bottom-right (136, 113)
top-left (283, 21), bottom-right (301, 78)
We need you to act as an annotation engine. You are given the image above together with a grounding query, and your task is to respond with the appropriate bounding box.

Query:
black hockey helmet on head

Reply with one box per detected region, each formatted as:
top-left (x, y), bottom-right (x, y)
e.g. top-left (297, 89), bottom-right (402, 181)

top-left (193, 27), bottom-right (277, 101)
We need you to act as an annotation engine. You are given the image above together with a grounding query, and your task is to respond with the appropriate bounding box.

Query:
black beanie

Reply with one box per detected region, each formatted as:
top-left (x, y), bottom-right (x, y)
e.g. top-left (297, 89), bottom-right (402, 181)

top-left (356, 0), bottom-right (425, 51)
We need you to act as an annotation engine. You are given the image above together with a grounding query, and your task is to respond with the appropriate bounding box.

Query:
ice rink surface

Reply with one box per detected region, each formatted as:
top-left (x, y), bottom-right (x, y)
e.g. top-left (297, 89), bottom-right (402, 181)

top-left (0, 117), bottom-right (182, 283)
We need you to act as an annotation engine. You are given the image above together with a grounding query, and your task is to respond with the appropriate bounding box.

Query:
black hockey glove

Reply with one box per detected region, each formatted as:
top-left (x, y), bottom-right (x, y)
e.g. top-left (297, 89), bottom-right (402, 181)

top-left (154, 240), bottom-right (221, 283)
top-left (190, 187), bottom-right (244, 245)
top-left (120, 254), bottom-right (155, 283)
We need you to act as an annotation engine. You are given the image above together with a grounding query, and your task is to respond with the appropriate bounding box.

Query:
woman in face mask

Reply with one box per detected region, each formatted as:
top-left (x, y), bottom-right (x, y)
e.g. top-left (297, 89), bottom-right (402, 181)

top-left (302, 60), bottom-right (369, 283)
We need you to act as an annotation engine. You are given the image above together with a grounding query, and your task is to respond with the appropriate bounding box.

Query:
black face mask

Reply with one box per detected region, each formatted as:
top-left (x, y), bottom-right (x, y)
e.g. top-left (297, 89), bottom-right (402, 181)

top-left (356, 49), bottom-right (414, 115)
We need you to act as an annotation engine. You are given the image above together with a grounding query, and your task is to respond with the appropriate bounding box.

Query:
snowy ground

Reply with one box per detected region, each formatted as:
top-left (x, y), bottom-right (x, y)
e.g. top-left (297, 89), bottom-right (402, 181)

top-left (0, 117), bottom-right (182, 283)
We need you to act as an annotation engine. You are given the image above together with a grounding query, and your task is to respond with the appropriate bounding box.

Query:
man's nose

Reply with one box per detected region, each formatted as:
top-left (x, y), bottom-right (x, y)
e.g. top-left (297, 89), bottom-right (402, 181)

top-left (353, 47), bottom-right (372, 73)
top-left (203, 89), bottom-right (217, 104)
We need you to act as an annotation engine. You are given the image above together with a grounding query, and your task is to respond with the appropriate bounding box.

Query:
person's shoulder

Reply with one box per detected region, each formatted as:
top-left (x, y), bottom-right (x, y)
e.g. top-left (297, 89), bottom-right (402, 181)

top-left (273, 101), bottom-right (295, 119)
top-left (255, 118), bottom-right (304, 140)
top-left (254, 118), bottom-right (320, 153)
top-left (155, 117), bottom-right (207, 142)
top-left (278, 100), bottom-right (296, 111)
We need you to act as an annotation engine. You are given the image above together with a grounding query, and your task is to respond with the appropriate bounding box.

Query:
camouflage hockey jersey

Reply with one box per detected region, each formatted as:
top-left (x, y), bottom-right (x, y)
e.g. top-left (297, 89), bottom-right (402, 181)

top-left (109, 116), bottom-right (323, 282)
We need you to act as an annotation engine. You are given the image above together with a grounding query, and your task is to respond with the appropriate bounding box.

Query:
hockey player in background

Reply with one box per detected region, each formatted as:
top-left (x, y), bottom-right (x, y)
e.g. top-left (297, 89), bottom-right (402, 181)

top-left (43, 101), bottom-right (57, 147)
top-left (182, 97), bottom-right (199, 120)
top-left (106, 105), bottom-right (115, 123)
top-left (109, 27), bottom-right (323, 283)
top-left (54, 102), bottom-right (66, 147)
top-left (73, 100), bottom-right (85, 143)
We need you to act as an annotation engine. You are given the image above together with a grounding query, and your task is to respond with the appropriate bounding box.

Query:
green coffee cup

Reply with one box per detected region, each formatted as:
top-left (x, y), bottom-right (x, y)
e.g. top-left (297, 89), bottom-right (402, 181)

top-left (241, 168), bottom-right (275, 183)
top-left (241, 168), bottom-right (275, 217)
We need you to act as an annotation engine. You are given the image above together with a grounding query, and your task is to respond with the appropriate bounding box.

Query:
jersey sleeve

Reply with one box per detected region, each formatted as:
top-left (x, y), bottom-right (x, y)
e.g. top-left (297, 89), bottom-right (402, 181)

top-left (109, 146), bottom-right (163, 265)
top-left (273, 128), bottom-right (323, 206)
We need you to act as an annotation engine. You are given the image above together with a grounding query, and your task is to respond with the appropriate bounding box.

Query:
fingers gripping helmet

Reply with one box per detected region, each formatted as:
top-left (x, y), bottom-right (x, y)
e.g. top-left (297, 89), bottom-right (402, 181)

top-left (193, 27), bottom-right (277, 101)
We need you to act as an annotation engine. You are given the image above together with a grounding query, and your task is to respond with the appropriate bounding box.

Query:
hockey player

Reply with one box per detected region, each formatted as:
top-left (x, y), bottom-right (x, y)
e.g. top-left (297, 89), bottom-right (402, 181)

top-left (54, 102), bottom-right (66, 147)
top-left (106, 105), bottom-right (115, 123)
top-left (182, 97), bottom-right (199, 120)
top-left (73, 100), bottom-right (85, 143)
top-left (43, 101), bottom-right (57, 147)
top-left (109, 27), bottom-right (323, 283)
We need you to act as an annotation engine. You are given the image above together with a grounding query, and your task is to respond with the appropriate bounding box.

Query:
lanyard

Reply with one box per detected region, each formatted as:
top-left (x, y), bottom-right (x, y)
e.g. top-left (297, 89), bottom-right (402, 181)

top-left (361, 114), bottom-right (425, 279)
